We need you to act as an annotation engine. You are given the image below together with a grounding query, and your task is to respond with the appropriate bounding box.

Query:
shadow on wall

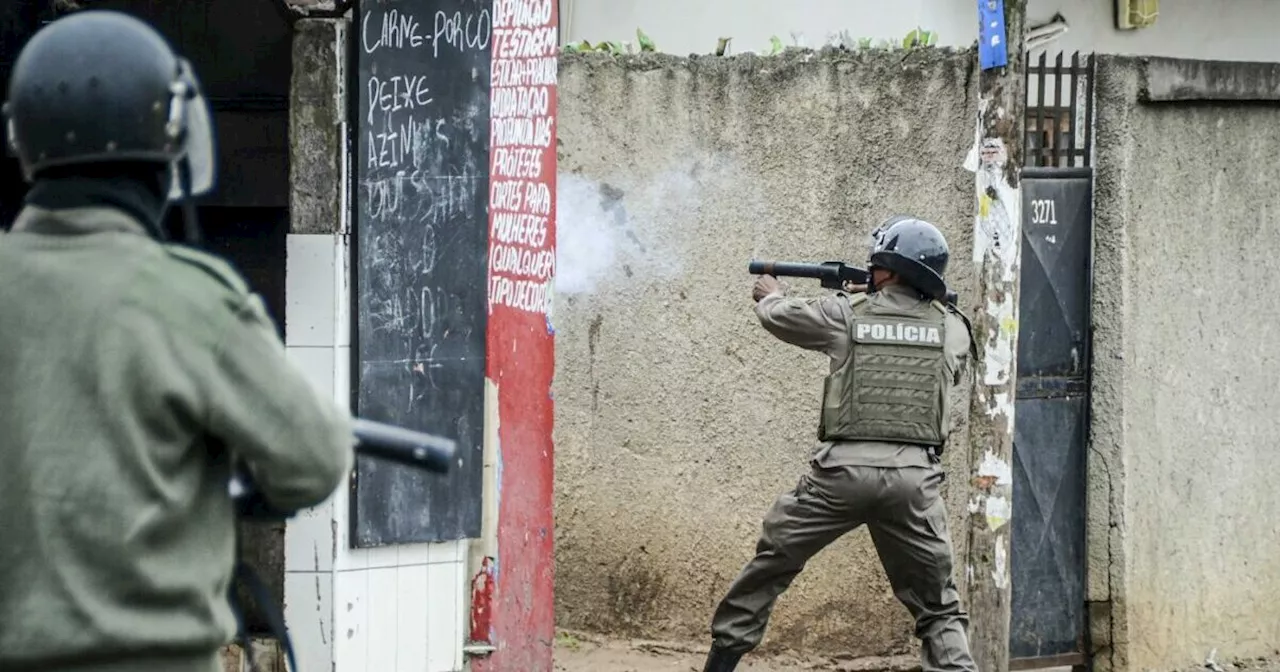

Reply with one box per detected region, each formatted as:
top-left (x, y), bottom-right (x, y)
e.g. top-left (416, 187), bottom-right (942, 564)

top-left (551, 48), bottom-right (979, 657)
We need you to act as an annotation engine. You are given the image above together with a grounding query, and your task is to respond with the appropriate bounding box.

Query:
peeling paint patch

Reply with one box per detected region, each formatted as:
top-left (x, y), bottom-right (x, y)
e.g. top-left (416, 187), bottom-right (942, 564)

top-left (972, 450), bottom-right (1013, 491)
top-left (484, 377), bottom-right (504, 534)
top-left (977, 448), bottom-right (1008, 483)
top-left (469, 556), bottom-right (497, 644)
top-left (967, 498), bottom-right (981, 514)
top-left (992, 539), bottom-right (1009, 589)
top-left (983, 294), bottom-right (1017, 386)
top-left (495, 438), bottom-right (505, 504)
top-left (962, 99), bottom-right (990, 172)
top-left (985, 495), bottom-right (1011, 531)
top-left (980, 137), bottom-right (1009, 167)
top-left (545, 287), bottom-right (557, 334)
top-left (999, 315), bottom-right (1017, 338)
top-left (986, 389), bottom-right (1015, 421)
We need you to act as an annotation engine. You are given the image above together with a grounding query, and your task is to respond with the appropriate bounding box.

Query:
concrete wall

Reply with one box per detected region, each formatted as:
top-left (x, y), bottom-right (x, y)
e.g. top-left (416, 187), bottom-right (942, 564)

top-left (1090, 55), bottom-right (1280, 672)
top-left (553, 48), bottom-right (978, 657)
top-left (562, 0), bottom-right (1280, 62)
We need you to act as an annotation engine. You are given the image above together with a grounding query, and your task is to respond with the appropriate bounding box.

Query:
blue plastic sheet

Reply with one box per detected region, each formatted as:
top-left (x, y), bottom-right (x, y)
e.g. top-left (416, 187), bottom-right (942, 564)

top-left (978, 0), bottom-right (1009, 70)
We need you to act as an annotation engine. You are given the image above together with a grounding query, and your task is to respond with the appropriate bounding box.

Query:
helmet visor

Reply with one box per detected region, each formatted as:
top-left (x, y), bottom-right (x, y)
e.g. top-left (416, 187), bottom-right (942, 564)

top-left (167, 59), bottom-right (216, 200)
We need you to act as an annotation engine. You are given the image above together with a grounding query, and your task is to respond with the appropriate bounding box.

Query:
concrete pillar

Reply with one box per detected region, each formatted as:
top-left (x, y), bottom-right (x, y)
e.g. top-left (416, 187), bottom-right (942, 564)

top-left (964, 1), bottom-right (1027, 670)
top-left (282, 17), bottom-right (469, 671)
top-left (468, 2), bottom-right (560, 669)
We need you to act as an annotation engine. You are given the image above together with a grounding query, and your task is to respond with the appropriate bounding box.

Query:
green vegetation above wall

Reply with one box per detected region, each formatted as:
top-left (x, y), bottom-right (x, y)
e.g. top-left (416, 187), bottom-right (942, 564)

top-left (561, 27), bottom-right (941, 56)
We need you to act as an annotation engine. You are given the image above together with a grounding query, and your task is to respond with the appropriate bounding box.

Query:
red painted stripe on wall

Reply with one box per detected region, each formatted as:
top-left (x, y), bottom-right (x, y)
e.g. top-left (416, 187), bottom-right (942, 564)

top-left (476, 0), bottom-right (558, 669)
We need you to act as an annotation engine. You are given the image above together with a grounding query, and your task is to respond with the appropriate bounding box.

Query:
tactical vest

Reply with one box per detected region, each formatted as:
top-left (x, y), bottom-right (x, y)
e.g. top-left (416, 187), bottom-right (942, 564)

top-left (818, 293), bottom-right (950, 446)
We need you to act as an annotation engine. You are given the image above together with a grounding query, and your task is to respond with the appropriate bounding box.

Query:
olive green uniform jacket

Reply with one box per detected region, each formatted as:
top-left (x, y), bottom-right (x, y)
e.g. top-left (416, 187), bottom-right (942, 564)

top-left (0, 205), bottom-right (354, 672)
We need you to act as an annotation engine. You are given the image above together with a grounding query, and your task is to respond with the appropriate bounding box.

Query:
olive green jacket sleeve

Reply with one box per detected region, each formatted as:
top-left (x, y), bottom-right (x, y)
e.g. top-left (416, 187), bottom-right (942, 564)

top-left (152, 246), bottom-right (355, 513)
top-left (753, 290), bottom-right (853, 361)
top-left (202, 291), bottom-right (356, 512)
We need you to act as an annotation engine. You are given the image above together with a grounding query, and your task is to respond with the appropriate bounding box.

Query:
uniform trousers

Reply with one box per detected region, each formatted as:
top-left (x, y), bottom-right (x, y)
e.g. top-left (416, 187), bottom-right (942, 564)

top-left (709, 463), bottom-right (978, 672)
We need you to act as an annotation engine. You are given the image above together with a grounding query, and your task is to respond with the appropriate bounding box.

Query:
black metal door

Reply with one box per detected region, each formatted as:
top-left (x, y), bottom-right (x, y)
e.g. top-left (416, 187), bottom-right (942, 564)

top-left (1009, 167), bottom-right (1092, 669)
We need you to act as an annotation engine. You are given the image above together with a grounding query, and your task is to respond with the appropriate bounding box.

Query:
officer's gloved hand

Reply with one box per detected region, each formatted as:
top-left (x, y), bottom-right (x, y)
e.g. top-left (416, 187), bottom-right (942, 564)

top-left (229, 468), bottom-right (298, 522)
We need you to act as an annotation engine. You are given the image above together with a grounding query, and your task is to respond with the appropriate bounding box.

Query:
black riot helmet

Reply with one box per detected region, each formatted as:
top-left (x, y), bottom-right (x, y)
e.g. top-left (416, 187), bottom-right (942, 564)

top-left (3, 10), bottom-right (215, 233)
top-left (865, 215), bottom-right (950, 300)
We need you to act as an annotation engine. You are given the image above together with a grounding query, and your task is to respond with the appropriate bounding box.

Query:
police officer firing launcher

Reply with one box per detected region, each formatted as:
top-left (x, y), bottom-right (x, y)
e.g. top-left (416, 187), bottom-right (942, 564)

top-left (702, 216), bottom-right (980, 672)
top-left (0, 12), bottom-right (356, 672)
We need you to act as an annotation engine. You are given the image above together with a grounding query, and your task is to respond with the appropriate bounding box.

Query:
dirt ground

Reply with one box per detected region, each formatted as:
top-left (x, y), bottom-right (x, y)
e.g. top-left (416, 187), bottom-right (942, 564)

top-left (550, 632), bottom-right (920, 672)
top-left (550, 631), bottom-right (1280, 672)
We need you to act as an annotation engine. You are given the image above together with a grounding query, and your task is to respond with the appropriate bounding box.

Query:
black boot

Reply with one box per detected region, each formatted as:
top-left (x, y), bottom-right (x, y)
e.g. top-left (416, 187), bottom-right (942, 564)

top-left (702, 646), bottom-right (743, 672)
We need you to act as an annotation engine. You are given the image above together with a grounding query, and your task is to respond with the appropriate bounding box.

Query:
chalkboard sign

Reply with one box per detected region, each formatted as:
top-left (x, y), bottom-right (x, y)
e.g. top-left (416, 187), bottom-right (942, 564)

top-left (352, 0), bottom-right (492, 546)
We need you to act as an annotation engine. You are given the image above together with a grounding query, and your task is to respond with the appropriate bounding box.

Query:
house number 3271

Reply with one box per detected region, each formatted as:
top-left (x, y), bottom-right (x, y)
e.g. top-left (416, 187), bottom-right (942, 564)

top-left (1031, 198), bottom-right (1058, 225)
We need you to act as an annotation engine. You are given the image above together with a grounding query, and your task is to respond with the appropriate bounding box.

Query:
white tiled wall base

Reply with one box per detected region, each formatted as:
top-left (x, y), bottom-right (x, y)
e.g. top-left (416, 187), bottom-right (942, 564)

top-left (282, 233), bottom-right (469, 672)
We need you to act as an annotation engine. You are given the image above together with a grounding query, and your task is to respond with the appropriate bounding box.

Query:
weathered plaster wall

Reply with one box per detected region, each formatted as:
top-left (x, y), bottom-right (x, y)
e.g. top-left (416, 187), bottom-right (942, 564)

top-left (553, 48), bottom-right (978, 656)
top-left (1091, 55), bottom-right (1280, 672)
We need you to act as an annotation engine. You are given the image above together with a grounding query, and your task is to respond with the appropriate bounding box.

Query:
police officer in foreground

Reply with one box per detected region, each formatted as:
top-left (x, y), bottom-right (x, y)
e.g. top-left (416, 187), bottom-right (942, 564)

top-left (702, 216), bottom-right (979, 672)
top-left (0, 11), bottom-right (354, 672)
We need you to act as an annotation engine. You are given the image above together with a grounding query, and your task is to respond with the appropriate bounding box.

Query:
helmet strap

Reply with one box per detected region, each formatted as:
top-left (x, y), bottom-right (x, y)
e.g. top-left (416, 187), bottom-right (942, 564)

top-left (175, 157), bottom-right (201, 246)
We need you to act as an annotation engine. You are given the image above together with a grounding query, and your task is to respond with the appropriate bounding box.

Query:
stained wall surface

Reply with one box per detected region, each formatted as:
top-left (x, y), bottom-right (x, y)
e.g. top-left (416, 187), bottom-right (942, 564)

top-left (553, 48), bottom-right (979, 656)
top-left (1090, 55), bottom-right (1280, 671)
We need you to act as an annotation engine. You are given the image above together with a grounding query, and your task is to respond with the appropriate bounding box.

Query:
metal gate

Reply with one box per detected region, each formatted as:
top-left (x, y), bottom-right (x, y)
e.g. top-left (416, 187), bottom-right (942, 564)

top-left (1009, 51), bottom-right (1095, 671)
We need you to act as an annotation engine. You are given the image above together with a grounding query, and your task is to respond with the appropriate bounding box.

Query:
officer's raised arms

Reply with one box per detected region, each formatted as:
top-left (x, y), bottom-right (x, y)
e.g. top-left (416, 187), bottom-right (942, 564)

top-left (751, 274), bottom-right (856, 357)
